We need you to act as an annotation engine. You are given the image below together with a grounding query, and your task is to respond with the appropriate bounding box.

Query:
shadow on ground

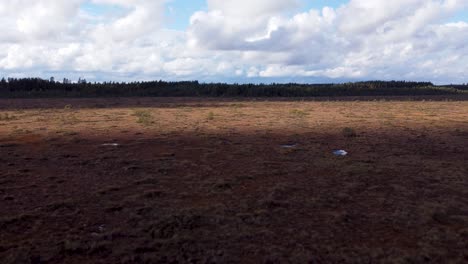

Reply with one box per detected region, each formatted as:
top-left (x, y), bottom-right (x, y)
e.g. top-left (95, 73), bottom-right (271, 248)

top-left (1, 127), bottom-right (467, 263)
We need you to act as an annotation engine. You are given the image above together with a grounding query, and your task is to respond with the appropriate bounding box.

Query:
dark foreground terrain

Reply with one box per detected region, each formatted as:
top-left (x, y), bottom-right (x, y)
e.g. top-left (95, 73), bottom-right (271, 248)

top-left (0, 98), bottom-right (467, 263)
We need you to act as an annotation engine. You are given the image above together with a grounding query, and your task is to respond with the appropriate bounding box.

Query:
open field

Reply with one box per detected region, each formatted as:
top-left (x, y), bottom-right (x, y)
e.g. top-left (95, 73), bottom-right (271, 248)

top-left (0, 98), bottom-right (467, 263)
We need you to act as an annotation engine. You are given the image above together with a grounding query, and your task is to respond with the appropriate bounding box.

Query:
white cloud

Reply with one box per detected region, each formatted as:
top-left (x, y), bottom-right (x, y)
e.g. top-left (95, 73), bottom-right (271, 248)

top-left (188, 0), bottom-right (468, 82)
top-left (0, 0), bottom-right (467, 83)
top-left (207, 0), bottom-right (300, 17)
top-left (0, 0), bottom-right (82, 42)
top-left (89, 0), bottom-right (167, 42)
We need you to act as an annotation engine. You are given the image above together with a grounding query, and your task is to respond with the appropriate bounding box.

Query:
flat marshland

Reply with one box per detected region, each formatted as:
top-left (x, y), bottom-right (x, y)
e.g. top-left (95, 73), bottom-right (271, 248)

top-left (0, 98), bottom-right (467, 263)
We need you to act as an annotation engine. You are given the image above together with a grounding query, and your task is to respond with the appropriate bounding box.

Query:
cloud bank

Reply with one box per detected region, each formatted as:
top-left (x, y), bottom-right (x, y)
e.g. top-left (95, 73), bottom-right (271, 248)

top-left (1, 0), bottom-right (467, 83)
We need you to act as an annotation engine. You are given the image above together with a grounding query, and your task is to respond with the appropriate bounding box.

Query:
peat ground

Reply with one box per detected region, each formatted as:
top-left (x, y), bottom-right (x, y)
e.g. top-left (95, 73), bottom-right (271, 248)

top-left (0, 98), bottom-right (467, 263)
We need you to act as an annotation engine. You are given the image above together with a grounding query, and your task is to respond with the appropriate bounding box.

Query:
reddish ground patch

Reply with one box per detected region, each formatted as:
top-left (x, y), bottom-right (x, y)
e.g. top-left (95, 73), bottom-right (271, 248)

top-left (0, 98), bottom-right (467, 263)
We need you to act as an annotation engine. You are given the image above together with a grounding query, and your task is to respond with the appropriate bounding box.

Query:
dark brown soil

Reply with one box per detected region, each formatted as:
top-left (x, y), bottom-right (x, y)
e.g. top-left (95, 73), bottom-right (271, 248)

top-left (0, 98), bottom-right (467, 263)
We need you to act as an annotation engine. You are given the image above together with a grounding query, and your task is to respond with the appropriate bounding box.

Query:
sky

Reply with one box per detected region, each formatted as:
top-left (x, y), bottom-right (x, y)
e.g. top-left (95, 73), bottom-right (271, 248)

top-left (1, 0), bottom-right (468, 84)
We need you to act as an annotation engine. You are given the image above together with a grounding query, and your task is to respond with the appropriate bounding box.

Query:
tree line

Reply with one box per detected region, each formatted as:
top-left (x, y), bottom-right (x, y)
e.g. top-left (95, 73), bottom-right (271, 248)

top-left (0, 77), bottom-right (466, 98)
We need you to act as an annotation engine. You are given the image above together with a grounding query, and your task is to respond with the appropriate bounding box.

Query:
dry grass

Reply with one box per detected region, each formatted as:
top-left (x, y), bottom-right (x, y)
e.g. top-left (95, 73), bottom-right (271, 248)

top-left (133, 109), bottom-right (154, 126)
top-left (0, 113), bottom-right (17, 121)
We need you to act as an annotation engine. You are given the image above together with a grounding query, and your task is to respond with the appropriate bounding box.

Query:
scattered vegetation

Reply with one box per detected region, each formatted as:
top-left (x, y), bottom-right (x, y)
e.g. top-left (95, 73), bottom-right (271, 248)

top-left (57, 104), bottom-right (81, 125)
top-left (133, 109), bottom-right (154, 126)
top-left (0, 113), bottom-right (16, 121)
top-left (290, 109), bottom-right (308, 118)
top-left (207, 111), bottom-right (215, 121)
top-left (59, 114), bottom-right (80, 125)
top-left (342, 127), bottom-right (357, 138)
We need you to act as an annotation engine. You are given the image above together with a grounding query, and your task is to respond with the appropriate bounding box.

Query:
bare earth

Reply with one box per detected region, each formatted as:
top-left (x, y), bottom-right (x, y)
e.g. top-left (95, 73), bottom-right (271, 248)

top-left (0, 98), bottom-right (467, 263)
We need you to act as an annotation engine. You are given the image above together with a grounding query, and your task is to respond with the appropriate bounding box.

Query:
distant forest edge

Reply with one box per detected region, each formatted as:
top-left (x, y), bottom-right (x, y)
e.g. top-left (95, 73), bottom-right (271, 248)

top-left (1, 77), bottom-right (467, 98)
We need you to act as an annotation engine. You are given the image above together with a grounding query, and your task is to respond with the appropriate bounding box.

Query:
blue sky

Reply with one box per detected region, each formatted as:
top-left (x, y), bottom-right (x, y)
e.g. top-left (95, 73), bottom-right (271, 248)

top-left (1, 0), bottom-right (467, 84)
top-left (452, 9), bottom-right (468, 22)
top-left (303, 0), bottom-right (344, 10)
top-left (166, 0), bottom-right (207, 30)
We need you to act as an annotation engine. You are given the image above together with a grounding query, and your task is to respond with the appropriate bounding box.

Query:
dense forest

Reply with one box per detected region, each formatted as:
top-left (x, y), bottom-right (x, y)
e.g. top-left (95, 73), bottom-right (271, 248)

top-left (0, 77), bottom-right (466, 98)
